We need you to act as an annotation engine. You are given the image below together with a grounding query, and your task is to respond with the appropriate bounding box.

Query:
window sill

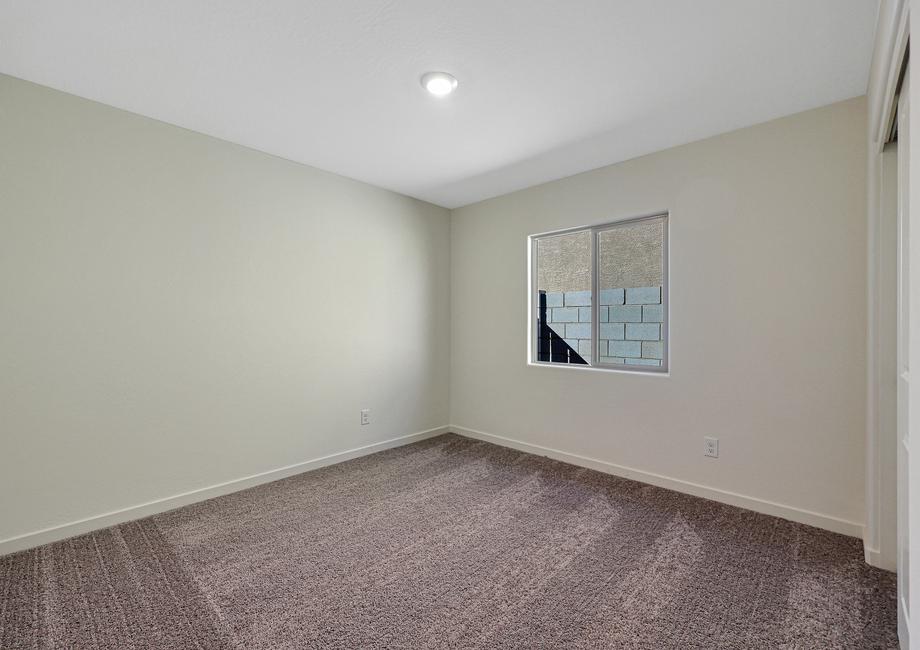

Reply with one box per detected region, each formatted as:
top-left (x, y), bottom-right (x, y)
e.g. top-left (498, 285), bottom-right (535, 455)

top-left (527, 361), bottom-right (670, 377)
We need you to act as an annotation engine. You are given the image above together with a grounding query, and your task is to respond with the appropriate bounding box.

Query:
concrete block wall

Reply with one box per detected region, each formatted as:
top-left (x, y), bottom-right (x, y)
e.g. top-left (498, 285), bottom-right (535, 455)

top-left (544, 286), bottom-right (663, 367)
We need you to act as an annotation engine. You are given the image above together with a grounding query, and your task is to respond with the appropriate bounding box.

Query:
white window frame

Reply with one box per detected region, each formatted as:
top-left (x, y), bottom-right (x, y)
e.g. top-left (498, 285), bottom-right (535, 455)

top-left (528, 212), bottom-right (669, 374)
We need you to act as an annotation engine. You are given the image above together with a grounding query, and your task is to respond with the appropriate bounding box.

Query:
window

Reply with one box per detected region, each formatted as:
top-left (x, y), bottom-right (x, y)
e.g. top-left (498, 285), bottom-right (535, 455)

top-left (531, 213), bottom-right (668, 372)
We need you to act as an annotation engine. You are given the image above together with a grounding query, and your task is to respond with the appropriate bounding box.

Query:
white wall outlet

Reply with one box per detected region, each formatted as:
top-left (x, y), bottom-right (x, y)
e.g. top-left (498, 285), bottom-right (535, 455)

top-left (704, 437), bottom-right (719, 458)
top-left (360, 409), bottom-right (370, 426)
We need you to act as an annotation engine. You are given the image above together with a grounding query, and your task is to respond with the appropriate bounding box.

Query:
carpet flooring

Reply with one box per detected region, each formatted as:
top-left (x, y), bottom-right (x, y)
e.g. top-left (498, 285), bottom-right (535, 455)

top-left (1, 434), bottom-right (898, 649)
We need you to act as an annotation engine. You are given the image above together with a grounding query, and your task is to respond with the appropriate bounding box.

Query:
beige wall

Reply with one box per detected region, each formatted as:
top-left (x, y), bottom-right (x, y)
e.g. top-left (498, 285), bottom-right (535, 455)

top-left (0, 72), bottom-right (870, 548)
top-left (0, 74), bottom-right (451, 544)
top-left (451, 97), bottom-right (868, 530)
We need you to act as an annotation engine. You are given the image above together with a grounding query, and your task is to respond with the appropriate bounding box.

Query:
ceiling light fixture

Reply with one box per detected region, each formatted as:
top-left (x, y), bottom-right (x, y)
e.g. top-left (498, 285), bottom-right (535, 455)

top-left (420, 71), bottom-right (458, 97)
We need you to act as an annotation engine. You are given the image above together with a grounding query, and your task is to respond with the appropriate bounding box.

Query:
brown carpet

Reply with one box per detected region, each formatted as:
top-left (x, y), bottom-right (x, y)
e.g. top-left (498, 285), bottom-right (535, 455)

top-left (1, 434), bottom-right (897, 649)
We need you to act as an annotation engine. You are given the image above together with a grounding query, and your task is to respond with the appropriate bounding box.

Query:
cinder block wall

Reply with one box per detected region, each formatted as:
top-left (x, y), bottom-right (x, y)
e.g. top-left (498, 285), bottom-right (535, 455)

top-left (544, 286), bottom-right (663, 366)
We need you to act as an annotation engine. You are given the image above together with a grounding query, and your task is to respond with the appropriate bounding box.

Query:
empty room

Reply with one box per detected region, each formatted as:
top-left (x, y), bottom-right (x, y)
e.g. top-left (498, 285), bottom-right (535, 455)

top-left (3, 1), bottom-right (920, 648)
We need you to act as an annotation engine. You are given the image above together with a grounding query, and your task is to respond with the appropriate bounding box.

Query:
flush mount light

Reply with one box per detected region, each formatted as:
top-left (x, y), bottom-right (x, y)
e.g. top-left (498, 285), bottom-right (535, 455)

top-left (420, 71), bottom-right (458, 97)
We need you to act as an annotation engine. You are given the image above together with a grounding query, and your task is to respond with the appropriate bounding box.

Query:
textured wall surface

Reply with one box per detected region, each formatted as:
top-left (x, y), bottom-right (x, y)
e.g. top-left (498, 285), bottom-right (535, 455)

top-left (536, 220), bottom-right (663, 293)
top-left (543, 287), bottom-right (663, 366)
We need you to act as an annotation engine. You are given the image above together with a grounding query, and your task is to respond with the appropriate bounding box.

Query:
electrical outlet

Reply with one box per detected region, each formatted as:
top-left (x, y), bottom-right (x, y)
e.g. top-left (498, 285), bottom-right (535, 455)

top-left (704, 437), bottom-right (719, 458)
top-left (360, 409), bottom-right (370, 426)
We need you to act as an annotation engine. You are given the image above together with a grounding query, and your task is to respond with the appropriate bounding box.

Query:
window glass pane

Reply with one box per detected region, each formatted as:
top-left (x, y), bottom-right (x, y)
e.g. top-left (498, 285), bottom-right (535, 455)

top-left (535, 230), bottom-right (592, 365)
top-left (597, 219), bottom-right (664, 367)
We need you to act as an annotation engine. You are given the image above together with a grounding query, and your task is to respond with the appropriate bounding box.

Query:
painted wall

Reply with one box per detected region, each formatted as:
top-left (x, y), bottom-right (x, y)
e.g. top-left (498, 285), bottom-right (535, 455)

top-left (0, 74), bottom-right (451, 545)
top-left (0, 72), bottom-right (871, 550)
top-left (450, 97), bottom-right (868, 532)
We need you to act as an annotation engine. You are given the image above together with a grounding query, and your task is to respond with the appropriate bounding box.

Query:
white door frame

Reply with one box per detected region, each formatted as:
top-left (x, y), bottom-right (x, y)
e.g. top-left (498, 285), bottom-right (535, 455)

top-left (898, 61), bottom-right (912, 646)
top-left (866, 2), bottom-right (913, 647)
top-left (866, 0), bottom-right (909, 573)
top-left (909, 4), bottom-right (920, 646)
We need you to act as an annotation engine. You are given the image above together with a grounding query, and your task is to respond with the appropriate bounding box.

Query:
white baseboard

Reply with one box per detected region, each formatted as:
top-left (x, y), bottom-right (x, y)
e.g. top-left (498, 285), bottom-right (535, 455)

top-left (864, 543), bottom-right (881, 566)
top-left (0, 425), bottom-right (449, 557)
top-left (4, 424), bottom-right (864, 557)
top-left (450, 425), bottom-right (864, 539)
top-left (863, 542), bottom-right (897, 571)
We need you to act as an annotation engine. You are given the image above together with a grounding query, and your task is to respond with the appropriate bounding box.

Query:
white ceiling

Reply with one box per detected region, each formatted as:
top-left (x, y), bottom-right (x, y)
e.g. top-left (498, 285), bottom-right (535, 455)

top-left (0, 1), bottom-right (878, 208)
